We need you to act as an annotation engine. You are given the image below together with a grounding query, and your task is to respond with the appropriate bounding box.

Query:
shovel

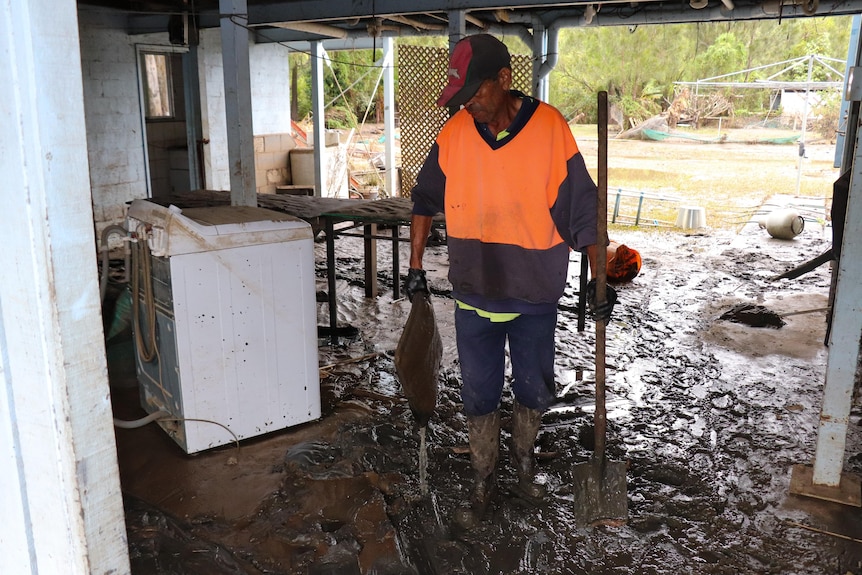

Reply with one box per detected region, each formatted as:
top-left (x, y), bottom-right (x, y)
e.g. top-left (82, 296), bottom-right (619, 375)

top-left (571, 91), bottom-right (628, 527)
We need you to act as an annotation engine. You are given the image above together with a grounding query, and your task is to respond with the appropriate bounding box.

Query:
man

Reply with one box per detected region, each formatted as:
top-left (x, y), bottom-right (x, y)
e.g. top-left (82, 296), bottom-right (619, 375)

top-left (405, 34), bottom-right (616, 528)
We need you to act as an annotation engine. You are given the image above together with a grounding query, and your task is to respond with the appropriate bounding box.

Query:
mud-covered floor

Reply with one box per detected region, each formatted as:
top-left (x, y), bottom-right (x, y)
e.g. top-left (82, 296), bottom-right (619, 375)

top-left (112, 209), bottom-right (862, 575)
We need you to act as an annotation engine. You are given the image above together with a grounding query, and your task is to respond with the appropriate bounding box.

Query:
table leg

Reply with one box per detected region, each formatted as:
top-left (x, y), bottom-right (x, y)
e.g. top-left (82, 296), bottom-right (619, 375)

top-left (326, 217), bottom-right (338, 346)
top-left (364, 223), bottom-right (378, 298)
top-left (392, 225), bottom-right (400, 299)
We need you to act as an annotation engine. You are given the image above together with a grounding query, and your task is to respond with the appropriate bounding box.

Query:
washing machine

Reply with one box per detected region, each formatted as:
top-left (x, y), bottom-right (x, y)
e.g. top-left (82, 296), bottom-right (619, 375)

top-left (127, 199), bottom-right (320, 453)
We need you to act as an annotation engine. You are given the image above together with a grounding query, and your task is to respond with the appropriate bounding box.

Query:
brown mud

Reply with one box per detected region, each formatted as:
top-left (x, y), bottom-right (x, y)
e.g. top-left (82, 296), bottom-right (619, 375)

top-left (114, 207), bottom-right (862, 574)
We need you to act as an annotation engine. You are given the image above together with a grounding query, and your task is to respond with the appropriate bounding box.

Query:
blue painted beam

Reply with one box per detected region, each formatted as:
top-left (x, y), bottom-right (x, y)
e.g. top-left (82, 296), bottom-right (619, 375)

top-left (219, 0), bottom-right (256, 206)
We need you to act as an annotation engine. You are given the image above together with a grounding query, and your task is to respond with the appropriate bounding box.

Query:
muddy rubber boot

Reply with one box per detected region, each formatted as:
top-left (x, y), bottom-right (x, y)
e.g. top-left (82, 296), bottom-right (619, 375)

top-left (510, 401), bottom-right (547, 501)
top-left (453, 411), bottom-right (500, 529)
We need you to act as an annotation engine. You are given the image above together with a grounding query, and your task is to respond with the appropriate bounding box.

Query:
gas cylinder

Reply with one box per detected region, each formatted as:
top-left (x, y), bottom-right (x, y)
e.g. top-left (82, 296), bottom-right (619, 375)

top-left (763, 208), bottom-right (804, 240)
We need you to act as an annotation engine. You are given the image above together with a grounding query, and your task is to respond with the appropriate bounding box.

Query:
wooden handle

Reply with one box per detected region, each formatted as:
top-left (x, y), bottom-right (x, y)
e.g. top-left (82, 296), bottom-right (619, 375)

top-left (594, 91), bottom-right (609, 460)
top-left (597, 92), bottom-right (608, 303)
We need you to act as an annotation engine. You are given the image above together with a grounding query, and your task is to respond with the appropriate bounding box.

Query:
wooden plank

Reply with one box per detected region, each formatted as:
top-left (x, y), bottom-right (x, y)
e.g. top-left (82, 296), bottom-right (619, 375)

top-left (790, 464), bottom-right (862, 506)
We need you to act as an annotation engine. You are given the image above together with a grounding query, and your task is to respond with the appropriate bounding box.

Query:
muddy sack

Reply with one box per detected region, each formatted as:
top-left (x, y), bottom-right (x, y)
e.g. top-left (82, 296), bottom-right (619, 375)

top-left (394, 293), bottom-right (442, 428)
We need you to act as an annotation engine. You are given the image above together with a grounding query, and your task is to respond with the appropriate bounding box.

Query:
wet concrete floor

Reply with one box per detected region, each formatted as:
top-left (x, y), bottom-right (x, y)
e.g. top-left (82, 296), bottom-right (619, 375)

top-left (112, 216), bottom-right (862, 574)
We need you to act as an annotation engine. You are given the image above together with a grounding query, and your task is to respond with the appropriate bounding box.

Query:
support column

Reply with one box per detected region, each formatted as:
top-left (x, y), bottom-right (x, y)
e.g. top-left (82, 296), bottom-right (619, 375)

top-left (382, 36), bottom-right (397, 197)
top-left (790, 65), bottom-right (862, 506)
top-left (812, 117), bottom-right (862, 486)
top-left (311, 40), bottom-right (326, 197)
top-left (183, 45), bottom-right (205, 191)
top-left (836, 15), bottom-right (862, 170)
top-left (219, 0), bottom-right (256, 206)
top-left (446, 11), bottom-right (467, 118)
top-left (0, 0), bottom-right (130, 572)
top-left (447, 10), bottom-right (467, 51)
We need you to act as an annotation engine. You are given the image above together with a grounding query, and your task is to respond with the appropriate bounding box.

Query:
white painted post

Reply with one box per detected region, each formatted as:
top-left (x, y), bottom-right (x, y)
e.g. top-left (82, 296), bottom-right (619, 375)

top-left (311, 40), bottom-right (326, 197)
top-left (219, 0), bottom-right (256, 206)
top-left (794, 56), bottom-right (814, 196)
top-left (835, 15), bottom-right (862, 169)
top-left (812, 117), bottom-right (862, 486)
top-left (447, 10), bottom-right (466, 51)
top-left (382, 36), bottom-right (397, 197)
top-left (0, 1), bottom-right (130, 573)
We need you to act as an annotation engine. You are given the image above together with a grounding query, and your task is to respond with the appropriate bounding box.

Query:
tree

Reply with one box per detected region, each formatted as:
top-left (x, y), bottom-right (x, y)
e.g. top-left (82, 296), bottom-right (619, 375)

top-left (289, 47), bottom-right (386, 128)
top-left (546, 17), bottom-right (852, 127)
top-left (290, 52), bottom-right (311, 121)
top-left (552, 24), bottom-right (698, 124)
top-left (287, 17), bottom-right (853, 129)
top-left (694, 32), bottom-right (748, 79)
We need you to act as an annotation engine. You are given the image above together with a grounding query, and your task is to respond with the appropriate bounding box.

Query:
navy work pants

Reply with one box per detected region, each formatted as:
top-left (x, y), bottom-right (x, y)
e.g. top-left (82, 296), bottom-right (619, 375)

top-left (455, 306), bottom-right (557, 416)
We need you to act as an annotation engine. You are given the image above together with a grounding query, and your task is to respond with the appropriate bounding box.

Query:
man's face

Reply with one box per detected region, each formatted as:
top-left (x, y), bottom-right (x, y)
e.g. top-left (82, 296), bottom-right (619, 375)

top-left (463, 69), bottom-right (511, 124)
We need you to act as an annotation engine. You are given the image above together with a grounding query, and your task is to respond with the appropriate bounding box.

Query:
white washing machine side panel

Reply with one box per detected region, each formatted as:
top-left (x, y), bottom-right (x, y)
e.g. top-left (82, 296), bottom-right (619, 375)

top-left (169, 237), bottom-right (319, 453)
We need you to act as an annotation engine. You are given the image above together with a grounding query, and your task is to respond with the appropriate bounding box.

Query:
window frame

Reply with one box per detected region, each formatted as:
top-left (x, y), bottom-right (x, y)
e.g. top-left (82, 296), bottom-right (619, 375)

top-left (140, 51), bottom-right (176, 121)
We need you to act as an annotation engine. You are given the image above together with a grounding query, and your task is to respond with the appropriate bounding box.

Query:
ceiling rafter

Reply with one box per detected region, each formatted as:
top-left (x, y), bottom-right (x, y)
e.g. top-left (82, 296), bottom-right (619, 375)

top-left (78, 0), bottom-right (862, 42)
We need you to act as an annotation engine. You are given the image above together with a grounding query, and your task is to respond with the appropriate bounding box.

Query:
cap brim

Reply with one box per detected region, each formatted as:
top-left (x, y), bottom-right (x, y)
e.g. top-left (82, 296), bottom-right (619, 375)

top-left (437, 80), bottom-right (483, 108)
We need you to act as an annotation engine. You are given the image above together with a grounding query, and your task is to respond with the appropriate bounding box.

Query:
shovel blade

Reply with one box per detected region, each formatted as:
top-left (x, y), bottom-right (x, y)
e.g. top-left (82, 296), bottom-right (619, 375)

top-left (571, 458), bottom-right (628, 527)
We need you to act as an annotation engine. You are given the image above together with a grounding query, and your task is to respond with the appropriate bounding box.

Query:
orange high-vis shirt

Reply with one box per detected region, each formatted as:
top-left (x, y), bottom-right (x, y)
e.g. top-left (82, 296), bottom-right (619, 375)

top-left (439, 106), bottom-right (578, 251)
top-left (412, 96), bottom-right (599, 313)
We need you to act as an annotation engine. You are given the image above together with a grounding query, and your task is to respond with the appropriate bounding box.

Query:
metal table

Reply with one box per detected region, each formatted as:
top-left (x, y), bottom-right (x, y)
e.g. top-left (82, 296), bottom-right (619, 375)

top-left (321, 197), bottom-right (444, 345)
top-left (162, 192), bottom-right (587, 345)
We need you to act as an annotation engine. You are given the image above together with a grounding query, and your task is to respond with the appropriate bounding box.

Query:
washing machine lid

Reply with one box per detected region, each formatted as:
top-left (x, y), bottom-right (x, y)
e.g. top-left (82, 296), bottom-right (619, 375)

top-left (179, 205), bottom-right (309, 233)
top-left (127, 200), bottom-right (312, 256)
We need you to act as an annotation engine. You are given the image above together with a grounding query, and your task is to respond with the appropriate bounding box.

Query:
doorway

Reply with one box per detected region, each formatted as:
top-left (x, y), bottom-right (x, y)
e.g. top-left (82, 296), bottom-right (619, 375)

top-left (137, 46), bottom-right (199, 200)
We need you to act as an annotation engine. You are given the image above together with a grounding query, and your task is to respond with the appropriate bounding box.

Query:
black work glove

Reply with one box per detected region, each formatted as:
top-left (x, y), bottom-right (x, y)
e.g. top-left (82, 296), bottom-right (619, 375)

top-left (405, 268), bottom-right (428, 301)
top-left (586, 279), bottom-right (618, 323)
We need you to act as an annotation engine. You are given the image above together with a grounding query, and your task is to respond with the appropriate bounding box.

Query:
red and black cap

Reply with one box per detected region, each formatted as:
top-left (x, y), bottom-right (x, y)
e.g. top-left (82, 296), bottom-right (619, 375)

top-left (437, 34), bottom-right (511, 108)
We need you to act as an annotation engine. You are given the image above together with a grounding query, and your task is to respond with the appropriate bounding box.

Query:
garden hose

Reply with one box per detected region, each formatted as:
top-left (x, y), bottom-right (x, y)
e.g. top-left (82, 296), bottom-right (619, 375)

top-left (130, 224), bottom-right (158, 363)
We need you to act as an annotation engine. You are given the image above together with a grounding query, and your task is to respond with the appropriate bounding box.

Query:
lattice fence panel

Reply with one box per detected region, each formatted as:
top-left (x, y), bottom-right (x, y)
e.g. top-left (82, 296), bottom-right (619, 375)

top-left (398, 45), bottom-right (533, 197)
top-left (510, 54), bottom-right (533, 95)
top-left (397, 45), bottom-right (450, 198)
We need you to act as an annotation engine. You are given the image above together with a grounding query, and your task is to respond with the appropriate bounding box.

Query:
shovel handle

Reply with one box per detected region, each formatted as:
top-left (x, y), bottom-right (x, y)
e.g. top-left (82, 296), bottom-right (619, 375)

top-left (595, 91), bottom-right (609, 460)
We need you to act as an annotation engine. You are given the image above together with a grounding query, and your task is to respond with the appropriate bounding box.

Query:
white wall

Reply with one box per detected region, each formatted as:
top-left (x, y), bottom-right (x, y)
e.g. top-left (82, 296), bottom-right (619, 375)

top-left (251, 42), bottom-right (293, 134)
top-left (78, 11), bottom-right (293, 224)
top-left (199, 28), bottom-right (292, 192)
top-left (78, 9), bottom-right (164, 230)
top-left (780, 90), bottom-right (826, 120)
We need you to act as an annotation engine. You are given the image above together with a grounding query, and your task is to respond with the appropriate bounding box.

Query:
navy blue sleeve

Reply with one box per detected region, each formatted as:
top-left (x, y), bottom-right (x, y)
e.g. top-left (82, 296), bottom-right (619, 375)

top-left (550, 151), bottom-right (600, 252)
top-left (410, 143), bottom-right (446, 216)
